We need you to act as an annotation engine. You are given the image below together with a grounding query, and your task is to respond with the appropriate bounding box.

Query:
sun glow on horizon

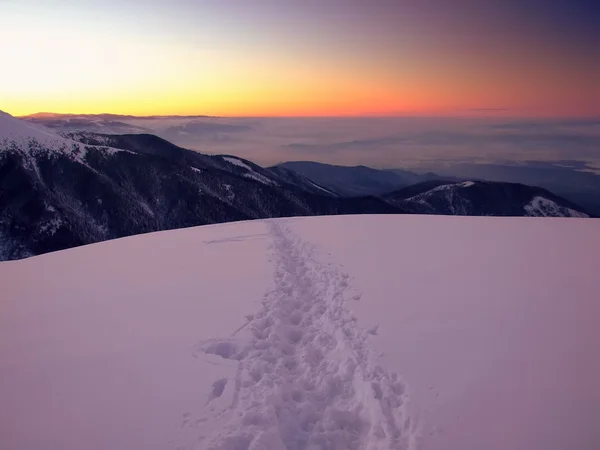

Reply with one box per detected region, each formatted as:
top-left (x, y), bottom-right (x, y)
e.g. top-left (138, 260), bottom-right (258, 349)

top-left (2, 0), bottom-right (598, 118)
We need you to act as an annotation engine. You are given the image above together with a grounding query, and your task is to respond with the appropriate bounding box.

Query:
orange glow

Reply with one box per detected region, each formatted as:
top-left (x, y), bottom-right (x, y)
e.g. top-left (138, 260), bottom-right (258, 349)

top-left (2, 2), bottom-right (598, 118)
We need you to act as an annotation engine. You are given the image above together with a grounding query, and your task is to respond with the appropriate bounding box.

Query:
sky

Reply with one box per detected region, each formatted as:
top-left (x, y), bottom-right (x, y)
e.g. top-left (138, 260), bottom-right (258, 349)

top-left (1, 0), bottom-right (599, 117)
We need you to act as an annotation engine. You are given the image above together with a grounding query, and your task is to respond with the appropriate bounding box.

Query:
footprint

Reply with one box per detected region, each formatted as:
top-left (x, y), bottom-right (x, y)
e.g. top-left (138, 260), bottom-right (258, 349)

top-left (371, 382), bottom-right (383, 399)
top-left (202, 341), bottom-right (239, 360)
top-left (289, 311), bottom-right (302, 325)
top-left (211, 378), bottom-right (227, 398)
top-left (287, 327), bottom-right (303, 344)
top-left (189, 222), bottom-right (417, 450)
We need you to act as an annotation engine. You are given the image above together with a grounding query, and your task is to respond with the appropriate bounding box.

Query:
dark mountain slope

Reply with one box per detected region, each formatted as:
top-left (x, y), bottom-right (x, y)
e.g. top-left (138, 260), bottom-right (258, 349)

top-left (0, 114), bottom-right (403, 260)
top-left (384, 180), bottom-right (590, 217)
top-left (273, 161), bottom-right (456, 197)
top-left (273, 161), bottom-right (412, 196)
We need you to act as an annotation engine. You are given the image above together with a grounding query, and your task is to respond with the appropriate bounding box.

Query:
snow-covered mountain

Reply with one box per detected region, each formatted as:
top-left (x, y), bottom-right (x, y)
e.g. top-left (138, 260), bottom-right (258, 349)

top-left (0, 112), bottom-right (401, 261)
top-left (268, 165), bottom-right (338, 196)
top-left (61, 131), bottom-right (334, 196)
top-left (1, 111), bottom-right (591, 261)
top-left (384, 180), bottom-right (590, 217)
top-left (1, 215), bottom-right (598, 450)
top-left (271, 163), bottom-right (591, 218)
top-left (272, 161), bottom-right (435, 196)
top-left (21, 112), bottom-right (216, 134)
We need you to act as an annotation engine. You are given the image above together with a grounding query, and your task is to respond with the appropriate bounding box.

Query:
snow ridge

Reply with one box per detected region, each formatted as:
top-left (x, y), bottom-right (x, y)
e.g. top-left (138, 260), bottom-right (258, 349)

top-left (222, 156), bottom-right (278, 186)
top-left (404, 181), bottom-right (474, 204)
top-left (185, 221), bottom-right (417, 450)
top-left (223, 156), bottom-right (253, 171)
top-left (0, 111), bottom-right (131, 164)
top-left (524, 196), bottom-right (588, 218)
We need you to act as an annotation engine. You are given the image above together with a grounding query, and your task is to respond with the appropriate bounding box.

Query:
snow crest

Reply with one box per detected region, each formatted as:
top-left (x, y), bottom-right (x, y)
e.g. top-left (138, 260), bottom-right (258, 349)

top-left (182, 221), bottom-right (417, 450)
top-left (222, 156), bottom-right (277, 186)
top-left (0, 111), bottom-right (130, 163)
top-left (524, 196), bottom-right (588, 218)
top-left (223, 156), bottom-right (253, 171)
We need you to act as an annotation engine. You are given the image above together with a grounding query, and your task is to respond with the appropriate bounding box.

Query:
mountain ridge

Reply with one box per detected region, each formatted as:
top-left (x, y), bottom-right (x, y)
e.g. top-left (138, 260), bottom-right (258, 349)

top-left (0, 112), bottom-right (592, 261)
top-left (0, 113), bottom-right (402, 260)
top-left (384, 180), bottom-right (590, 217)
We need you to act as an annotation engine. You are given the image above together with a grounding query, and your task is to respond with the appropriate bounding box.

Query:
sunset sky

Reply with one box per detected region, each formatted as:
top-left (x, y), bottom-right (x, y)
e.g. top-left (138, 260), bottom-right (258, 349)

top-left (1, 0), bottom-right (598, 117)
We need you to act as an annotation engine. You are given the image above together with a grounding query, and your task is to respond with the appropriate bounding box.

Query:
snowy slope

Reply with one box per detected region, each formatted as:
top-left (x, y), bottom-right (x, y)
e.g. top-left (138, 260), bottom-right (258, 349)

top-left (0, 110), bottom-right (126, 161)
top-left (1, 215), bottom-right (599, 450)
top-left (524, 195), bottom-right (587, 217)
top-left (0, 110), bottom-right (72, 147)
top-left (0, 114), bottom-right (402, 261)
top-left (385, 180), bottom-right (590, 217)
top-left (219, 155), bottom-right (280, 186)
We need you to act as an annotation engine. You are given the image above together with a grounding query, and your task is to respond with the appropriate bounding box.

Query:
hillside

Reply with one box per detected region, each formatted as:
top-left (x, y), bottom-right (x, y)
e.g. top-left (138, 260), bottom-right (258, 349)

top-left (384, 180), bottom-right (589, 217)
top-left (1, 215), bottom-right (598, 450)
top-left (272, 161), bottom-right (428, 196)
top-left (1, 111), bottom-right (592, 261)
top-left (0, 112), bottom-right (401, 260)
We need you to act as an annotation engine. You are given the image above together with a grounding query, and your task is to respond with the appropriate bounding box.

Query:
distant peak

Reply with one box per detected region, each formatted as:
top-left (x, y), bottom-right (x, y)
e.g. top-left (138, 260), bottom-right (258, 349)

top-left (21, 112), bottom-right (63, 119)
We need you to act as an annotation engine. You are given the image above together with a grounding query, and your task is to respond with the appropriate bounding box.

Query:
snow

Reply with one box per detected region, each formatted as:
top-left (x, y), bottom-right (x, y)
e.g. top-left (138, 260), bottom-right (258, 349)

top-left (404, 183), bottom-right (454, 203)
top-left (140, 201), bottom-right (155, 217)
top-left (0, 110), bottom-right (88, 162)
top-left (243, 171), bottom-right (277, 186)
top-left (403, 183), bottom-right (468, 214)
top-left (287, 215), bottom-right (600, 450)
top-left (38, 217), bottom-right (63, 236)
top-left (222, 156), bottom-right (277, 186)
top-left (307, 179), bottom-right (334, 195)
top-left (223, 183), bottom-right (235, 200)
top-left (525, 196), bottom-right (588, 218)
top-left (1, 215), bottom-right (599, 450)
top-left (406, 181), bottom-right (473, 204)
top-left (0, 110), bottom-right (69, 146)
top-left (61, 131), bottom-right (115, 146)
top-left (0, 112), bottom-right (130, 162)
top-left (193, 221), bottom-right (416, 449)
top-left (223, 156), bottom-right (253, 171)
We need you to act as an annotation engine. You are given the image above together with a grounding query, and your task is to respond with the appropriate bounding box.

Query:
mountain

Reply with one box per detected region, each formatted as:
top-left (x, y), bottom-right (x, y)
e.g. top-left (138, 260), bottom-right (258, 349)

top-left (273, 162), bottom-right (590, 217)
top-left (272, 161), bottom-right (410, 196)
top-left (23, 112), bottom-right (214, 120)
top-left (267, 165), bottom-right (338, 196)
top-left (415, 162), bottom-right (600, 216)
top-left (21, 113), bottom-right (229, 138)
top-left (272, 161), bottom-right (455, 197)
top-left (62, 132), bottom-right (340, 198)
top-left (0, 112), bottom-right (402, 261)
top-left (1, 111), bottom-right (592, 260)
top-left (22, 113), bottom-right (152, 134)
top-left (2, 215), bottom-right (599, 450)
top-left (384, 180), bottom-right (590, 217)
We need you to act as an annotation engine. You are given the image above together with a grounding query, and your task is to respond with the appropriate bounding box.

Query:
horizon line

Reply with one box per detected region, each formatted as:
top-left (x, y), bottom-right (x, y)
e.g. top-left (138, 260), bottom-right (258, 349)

top-left (13, 111), bottom-right (600, 121)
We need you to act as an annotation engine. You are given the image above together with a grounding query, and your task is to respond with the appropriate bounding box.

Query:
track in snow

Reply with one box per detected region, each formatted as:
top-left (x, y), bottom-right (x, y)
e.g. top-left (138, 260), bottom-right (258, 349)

top-left (179, 221), bottom-right (417, 450)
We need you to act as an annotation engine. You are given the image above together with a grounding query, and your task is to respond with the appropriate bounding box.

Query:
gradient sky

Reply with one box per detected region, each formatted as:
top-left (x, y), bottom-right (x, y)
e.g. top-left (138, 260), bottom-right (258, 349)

top-left (1, 0), bottom-right (598, 117)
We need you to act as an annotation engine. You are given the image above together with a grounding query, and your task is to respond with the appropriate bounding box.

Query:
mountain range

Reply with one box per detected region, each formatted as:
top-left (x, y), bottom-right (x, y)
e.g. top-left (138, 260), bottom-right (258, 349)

top-left (384, 180), bottom-right (588, 217)
top-left (272, 161), bottom-right (458, 197)
top-left (0, 111), bottom-right (402, 260)
top-left (22, 113), bottom-right (600, 216)
top-left (0, 111), bottom-right (591, 260)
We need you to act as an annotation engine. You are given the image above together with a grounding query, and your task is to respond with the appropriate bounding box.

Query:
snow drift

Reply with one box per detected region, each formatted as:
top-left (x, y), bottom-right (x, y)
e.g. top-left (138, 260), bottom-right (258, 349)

top-left (0, 215), bottom-right (598, 450)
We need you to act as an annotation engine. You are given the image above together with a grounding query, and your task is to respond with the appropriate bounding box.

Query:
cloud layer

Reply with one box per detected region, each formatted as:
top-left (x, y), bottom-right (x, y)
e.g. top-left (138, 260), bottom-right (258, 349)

top-left (130, 117), bottom-right (600, 171)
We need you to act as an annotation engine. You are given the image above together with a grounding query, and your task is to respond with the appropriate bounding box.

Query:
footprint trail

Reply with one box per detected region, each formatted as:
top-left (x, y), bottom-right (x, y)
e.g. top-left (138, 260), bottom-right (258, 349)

top-left (181, 220), bottom-right (418, 450)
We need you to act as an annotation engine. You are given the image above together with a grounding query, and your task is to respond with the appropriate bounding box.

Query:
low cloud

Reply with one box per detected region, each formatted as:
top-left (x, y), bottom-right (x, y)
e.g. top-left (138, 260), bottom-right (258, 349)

top-left (31, 115), bottom-right (600, 170)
